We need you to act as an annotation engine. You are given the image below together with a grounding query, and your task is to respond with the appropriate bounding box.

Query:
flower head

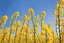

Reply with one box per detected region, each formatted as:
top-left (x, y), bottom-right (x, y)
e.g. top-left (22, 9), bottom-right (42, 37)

top-left (35, 15), bottom-right (40, 21)
top-left (23, 24), bottom-right (27, 29)
top-left (14, 12), bottom-right (20, 17)
top-left (34, 23), bottom-right (38, 29)
top-left (11, 12), bottom-right (20, 19)
top-left (54, 10), bottom-right (58, 18)
top-left (41, 11), bottom-right (46, 18)
top-left (15, 21), bottom-right (21, 26)
top-left (60, 0), bottom-right (64, 4)
top-left (12, 25), bottom-right (16, 31)
top-left (2, 15), bottom-right (8, 21)
top-left (23, 15), bottom-right (28, 22)
top-left (55, 3), bottom-right (59, 10)
top-left (41, 30), bottom-right (45, 35)
top-left (27, 16), bottom-right (31, 21)
top-left (28, 8), bottom-right (35, 16)
top-left (42, 20), bottom-right (44, 25)
top-left (62, 5), bottom-right (64, 8)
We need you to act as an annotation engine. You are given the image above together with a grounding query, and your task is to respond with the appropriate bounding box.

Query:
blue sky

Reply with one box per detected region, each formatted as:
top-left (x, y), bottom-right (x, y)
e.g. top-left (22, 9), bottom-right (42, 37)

top-left (0, 0), bottom-right (58, 30)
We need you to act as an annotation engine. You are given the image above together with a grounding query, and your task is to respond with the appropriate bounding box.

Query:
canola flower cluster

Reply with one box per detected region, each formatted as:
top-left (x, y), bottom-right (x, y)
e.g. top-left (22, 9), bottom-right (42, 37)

top-left (0, 0), bottom-right (64, 43)
top-left (0, 8), bottom-right (55, 43)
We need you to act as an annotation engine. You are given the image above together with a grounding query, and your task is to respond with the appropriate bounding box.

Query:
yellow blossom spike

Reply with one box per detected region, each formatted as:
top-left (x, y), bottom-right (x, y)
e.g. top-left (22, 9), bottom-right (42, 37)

top-left (60, 0), bottom-right (64, 4)
top-left (11, 25), bottom-right (16, 31)
top-left (41, 11), bottom-right (46, 18)
top-left (34, 23), bottom-right (38, 30)
top-left (15, 21), bottom-right (21, 26)
top-left (23, 24), bottom-right (28, 29)
top-left (23, 15), bottom-right (28, 22)
top-left (2, 15), bottom-right (8, 21)
top-left (28, 8), bottom-right (35, 16)
top-left (35, 15), bottom-right (40, 21)
top-left (55, 3), bottom-right (59, 10)
top-left (14, 12), bottom-right (20, 17)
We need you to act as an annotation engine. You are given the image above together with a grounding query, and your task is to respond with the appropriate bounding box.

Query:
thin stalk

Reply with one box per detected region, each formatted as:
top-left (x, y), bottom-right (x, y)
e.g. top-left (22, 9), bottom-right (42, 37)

top-left (41, 17), bottom-right (43, 43)
top-left (26, 25), bottom-right (27, 43)
top-left (1, 32), bottom-right (6, 43)
top-left (58, 0), bottom-right (61, 43)
top-left (36, 33), bottom-right (41, 43)
top-left (19, 22), bottom-right (24, 43)
top-left (53, 32), bottom-right (54, 43)
top-left (8, 18), bottom-right (15, 43)
top-left (1, 20), bottom-right (7, 43)
top-left (45, 31), bottom-right (47, 43)
top-left (14, 25), bottom-right (18, 43)
top-left (26, 21), bottom-right (29, 43)
top-left (31, 16), bottom-right (36, 43)
top-left (8, 27), bottom-right (12, 43)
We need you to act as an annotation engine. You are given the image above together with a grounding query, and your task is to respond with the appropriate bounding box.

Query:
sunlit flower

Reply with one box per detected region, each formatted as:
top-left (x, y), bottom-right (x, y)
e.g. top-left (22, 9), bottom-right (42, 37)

top-left (15, 21), bottom-right (21, 26)
top-left (11, 12), bottom-right (20, 19)
top-left (42, 20), bottom-right (44, 25)
top-left (59, 9), bottom-right (63, 13)
top-left (2, 15), bottom-right (8, 21)
top-left (0, 30), bottom-right (3, 33)
top-left (54, 10), bottom-right (58, 18)
top-left (34, 23), bottom-right (38, 29)
top-left (6, 28), bottom-right (10, 32)
top-left (14, 12), bottom-right (20, 17)
top-left (62, 5), bottom-right (64, 8)
top-left (60, 4), bottom-right (63, 8)
top-left (27, 16), bottom-right (31, 21)
top-left (41, 30), bottom-right (45, 35)
top-left (42, 24), bottom-right (52, 35)
top-left (23, 15), bottom-right (28, 22)
top-left (3, 21), bottom-right (6, 24)
top-left (35, 15), bottom-right (40, 21)
top-left (55, 3), bottom-right (59, 10)
top-left (60, 0), bottom-right (64, 4)
top-left (11, 25), bottom-right (16, 31)
top-left (28, 8), bottom-right (35, 16)
top-left (41, 11), bottom-right (46, 18)
top-left (23, 24), bottom-right (27, 29)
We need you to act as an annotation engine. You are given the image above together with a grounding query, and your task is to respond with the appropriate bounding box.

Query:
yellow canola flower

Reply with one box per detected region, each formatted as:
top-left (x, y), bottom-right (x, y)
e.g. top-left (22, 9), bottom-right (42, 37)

top-left (23, 24), bottom-right (28, 29)
top-left (11, 25), bottom-right (16, 31)
top-left (54, 10), bottom-right (58, 18)
top-left (14, 12), bottom-right (20, 17)
top-left (2, 15), bottom-right (8, 21)
top-left (28, 8), bottom-right (35, 16)
top-left (60, 4), bottom-right (63, 8)
top-left (61, 22), bottom-right (64, 27)
top-left (3, 21), bottom-right (6, 24)
top-left (35, 15), bottom-right (40, 21)
top-left (60, 0), bottom-right (64, 4)
top-left (62, 5), bottom-right (64, 8)
top-left (42, 20), bottom-right (44, 25)
top-left (34, 23), bottom-right (38, 29)
top-left (27, 16), bottom-right (31, 21)
top-left (27, 29), bottom-right (32, 34)
top-left (42, 24), bottom-right (52, 36)
top-left (59, 9), bottom-right (63, 13)
top-left (21, 31), bottom-right (26, 36)
top-left (0, 30), bottom-right (3, 33)
top-left (5, 28), bottom-right (10, 32)
top-left (41, 30), bottom-right (45, 35)
top-left (41, 11), bottom-right (46, 18)
top-left (23, 15), bottom-right (28, 22)
top-left (15, 21), bottom-right (21, 26)
top-left (55, 3), bottom-right (59, 10)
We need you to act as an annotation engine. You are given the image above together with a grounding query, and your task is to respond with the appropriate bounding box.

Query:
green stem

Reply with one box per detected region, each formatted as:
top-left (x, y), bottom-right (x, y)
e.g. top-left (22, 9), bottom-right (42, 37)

top-left (14, 26), bottom-right (18, 43)
top-left (19, 22), bottom-right (24, 43)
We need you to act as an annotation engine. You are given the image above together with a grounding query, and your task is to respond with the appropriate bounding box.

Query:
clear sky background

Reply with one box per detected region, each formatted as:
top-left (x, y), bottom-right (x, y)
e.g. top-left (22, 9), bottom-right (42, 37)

top-left (0, 0), bottom-right (58, 30)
